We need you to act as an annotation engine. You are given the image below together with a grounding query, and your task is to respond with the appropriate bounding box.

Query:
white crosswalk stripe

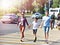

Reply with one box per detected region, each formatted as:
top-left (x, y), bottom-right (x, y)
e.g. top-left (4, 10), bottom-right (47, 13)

top-left (0, 33), bottom-right (50, 45)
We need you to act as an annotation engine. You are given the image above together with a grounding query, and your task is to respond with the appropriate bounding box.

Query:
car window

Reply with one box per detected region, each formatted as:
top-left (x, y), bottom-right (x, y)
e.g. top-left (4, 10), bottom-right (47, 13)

top-left (36, 14), bottom-right (39, 15)
top-left (2, 16), bottom-right (10, 19)
top-left (50, 10), bottom-right (58, 12)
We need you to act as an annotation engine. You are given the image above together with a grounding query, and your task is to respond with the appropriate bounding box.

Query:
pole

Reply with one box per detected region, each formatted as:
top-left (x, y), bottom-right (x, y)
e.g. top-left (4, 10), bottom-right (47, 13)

top-left (48, 0), bottom-right (50, 8)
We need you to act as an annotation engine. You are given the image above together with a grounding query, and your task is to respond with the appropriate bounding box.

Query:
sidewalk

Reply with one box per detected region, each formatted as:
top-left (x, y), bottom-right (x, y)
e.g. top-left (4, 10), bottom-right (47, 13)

top-left (0, 28), bottom-right (60, 45)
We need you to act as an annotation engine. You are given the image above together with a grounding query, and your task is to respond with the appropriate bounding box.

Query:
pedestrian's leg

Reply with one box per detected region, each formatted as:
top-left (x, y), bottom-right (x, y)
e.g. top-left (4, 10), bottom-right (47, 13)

top-left (45, 32), bottom-right (46, 40)
top-left (53, 21), bottom-right (55, 28)
top-left (20, 26), bottom-right (25, 42)
top-left (44, 26), bottom-right (46, 40)
top-left (51, 22), bottom-right (53, 30)
top-left (20, 26), bottom-right (23, 42)
top-left (33, 30), bottom-right (37, 42)
top-left (50, 21), bottom-right (52, 29)
top-left (46, 27), bottom-right (49, 40)
top-left (33, 33), bottom-right (37, 42)
top-left (51, 20), bottom-right (53, 30)
top-left (44, 26), bottom-right (49, 43)
top-left (45, 32), bottom-right (48, 40)
top-left (21, 26), bottom-right (25, 42)
top-left (44, 31), bottom-right (48, 43)
top-left (46, 27), bottom-right (50, 43)
top-left (22, 26), bottom-right (25, 38)
top-left (21, 31), bottom-right (24, 39)
top-left (52, 22), bottom-right (54, 29)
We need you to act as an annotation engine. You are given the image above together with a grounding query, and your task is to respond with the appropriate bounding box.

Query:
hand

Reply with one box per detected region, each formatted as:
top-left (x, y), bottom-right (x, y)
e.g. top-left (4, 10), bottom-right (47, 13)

top-left (39, 25), bottom-right (42, 28)
top-left (28, 24), bottom-right (31, 28)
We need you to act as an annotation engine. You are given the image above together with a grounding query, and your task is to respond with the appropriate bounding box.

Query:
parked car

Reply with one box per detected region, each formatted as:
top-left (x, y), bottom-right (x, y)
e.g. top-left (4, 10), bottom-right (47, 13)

top-left (32, 12), bottom-right (42, 19)
top-left (1, 14), bottom-right (18, 24)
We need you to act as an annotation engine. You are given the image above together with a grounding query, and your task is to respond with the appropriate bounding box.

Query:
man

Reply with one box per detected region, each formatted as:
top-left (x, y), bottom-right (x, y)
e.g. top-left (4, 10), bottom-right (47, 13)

top-left (51, 13), bottom-right (55, 30)
top-left (57, 13), bottom-right (60, 30)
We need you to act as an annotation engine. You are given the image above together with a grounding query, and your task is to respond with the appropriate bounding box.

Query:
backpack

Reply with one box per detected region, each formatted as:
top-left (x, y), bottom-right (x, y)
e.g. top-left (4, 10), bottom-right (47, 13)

top-left (51, 15), bottom-right (55, 19)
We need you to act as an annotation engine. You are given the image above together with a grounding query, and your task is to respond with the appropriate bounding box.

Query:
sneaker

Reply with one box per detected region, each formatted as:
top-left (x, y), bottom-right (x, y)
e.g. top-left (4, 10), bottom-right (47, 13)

top-left (45, 40), bottom-right (49, 44)
top-left (34, 37), bottom-right (37, 42)
top-left (20, 37), bottom-right (24, 42)
top-left (20, 39), bottom-right (24, 42)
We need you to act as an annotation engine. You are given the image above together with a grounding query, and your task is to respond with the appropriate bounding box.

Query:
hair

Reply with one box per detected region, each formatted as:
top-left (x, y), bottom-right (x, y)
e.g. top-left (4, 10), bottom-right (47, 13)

top-left (35, 17), bottom-right (38, 20)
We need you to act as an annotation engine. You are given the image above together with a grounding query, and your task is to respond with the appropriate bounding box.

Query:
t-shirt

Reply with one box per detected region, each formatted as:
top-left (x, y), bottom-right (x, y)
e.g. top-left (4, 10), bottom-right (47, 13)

top-left (18, 17), bottom-right (29, 27)
top-left (20, 17), bottom-right (24, 25)
top-left (42, 16), bottom-right (51, 27)
top-left (19, 17), bottom-right (24, 25)
top-left (32, 21), bottom-right (39, 29)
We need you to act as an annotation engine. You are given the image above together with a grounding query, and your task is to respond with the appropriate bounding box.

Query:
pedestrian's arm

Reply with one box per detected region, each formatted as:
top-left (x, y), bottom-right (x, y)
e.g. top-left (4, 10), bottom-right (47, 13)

top-left (40, 20), bottom-right (44, 28)
top-left (17, 18), bottom-right (21, 26)
top-left (25, 18), bottom-right (31, 28)
top-left (25, 18), bottom-right (29, 26)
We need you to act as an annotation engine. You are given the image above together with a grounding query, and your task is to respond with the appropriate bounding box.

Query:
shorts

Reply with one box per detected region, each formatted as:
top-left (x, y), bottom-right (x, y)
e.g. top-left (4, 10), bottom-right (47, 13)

top-left (44, 26), bottom-right (50, 33)
top-left (20, 25), bottom-right (25, 32)
top-left (33, 29), bottom-right (37, 34)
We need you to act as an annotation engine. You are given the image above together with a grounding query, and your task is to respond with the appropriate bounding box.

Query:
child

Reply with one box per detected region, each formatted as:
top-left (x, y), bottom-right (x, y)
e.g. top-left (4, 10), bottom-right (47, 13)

top-left (40, 11), bottom-right (51, 43)
top-left (32, 17), bottom-right (40, 42)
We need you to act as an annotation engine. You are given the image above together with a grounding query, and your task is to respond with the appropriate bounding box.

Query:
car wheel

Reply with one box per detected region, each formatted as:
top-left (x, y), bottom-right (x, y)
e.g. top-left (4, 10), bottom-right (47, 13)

top-left (2, 22), bottom-right (5, 23)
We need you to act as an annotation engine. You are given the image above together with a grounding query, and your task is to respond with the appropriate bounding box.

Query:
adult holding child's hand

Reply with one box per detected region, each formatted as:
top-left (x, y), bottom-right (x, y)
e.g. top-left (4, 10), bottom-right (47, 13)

top-left (17, 11), bottom-right (30, 42)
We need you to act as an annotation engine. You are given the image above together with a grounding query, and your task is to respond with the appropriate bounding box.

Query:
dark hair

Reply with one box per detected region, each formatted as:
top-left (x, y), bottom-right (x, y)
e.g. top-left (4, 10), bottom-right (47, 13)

top-left (35, 17), bottom-right (38, 20)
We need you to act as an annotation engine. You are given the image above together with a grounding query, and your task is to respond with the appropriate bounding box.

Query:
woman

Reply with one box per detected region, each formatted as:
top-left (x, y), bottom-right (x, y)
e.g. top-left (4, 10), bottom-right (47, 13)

top-left (17, 12), bottom-right (30, 42)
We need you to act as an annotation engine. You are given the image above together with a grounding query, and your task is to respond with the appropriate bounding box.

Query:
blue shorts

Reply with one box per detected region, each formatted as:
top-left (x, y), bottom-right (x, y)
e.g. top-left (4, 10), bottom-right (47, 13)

top-left (43, 26), bottom-right (50, 33)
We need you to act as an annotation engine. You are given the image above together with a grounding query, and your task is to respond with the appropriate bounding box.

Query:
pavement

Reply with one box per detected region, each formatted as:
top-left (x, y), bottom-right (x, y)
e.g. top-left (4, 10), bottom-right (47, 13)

top-left (0, 28), bottom-right (60, 45)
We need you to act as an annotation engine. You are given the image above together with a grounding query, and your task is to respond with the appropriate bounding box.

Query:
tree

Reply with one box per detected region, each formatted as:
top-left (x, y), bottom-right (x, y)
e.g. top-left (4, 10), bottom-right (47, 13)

top-left (52, 0), bottom-right (60, 8)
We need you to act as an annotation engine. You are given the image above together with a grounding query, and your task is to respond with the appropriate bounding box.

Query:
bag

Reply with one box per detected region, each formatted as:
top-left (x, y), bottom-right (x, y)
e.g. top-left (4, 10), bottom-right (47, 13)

top-left (51, 15), bottom-right (55, 19)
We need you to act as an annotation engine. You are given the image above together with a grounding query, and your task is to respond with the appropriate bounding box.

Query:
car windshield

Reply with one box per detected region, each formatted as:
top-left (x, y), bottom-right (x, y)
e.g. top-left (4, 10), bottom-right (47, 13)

top-left (5, 14), bottom-right (18, 18)
top-left (36, 14), bottom-right (39, 15)
top-left (2, 16), bottom-right (10, 19)
top-left (35, 13), bottom-right (41, 16)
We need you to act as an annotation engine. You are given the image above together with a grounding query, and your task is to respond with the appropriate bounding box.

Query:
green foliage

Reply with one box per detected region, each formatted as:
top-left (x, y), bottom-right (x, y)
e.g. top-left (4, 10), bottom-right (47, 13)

top-left (33, 6), bottom-right (44, 14)
top-left (52, 0), bottom-right (59, 8)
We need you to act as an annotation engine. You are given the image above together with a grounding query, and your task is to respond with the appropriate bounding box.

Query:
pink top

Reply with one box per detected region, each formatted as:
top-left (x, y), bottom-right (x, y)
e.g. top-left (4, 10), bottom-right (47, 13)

top-left (18, 17), bottom-right (29, 27)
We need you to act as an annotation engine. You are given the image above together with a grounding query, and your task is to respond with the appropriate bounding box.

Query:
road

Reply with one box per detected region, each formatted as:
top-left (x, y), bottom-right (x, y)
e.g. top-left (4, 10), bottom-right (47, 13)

top-left (0, 18), bottom-right (60, 45)
top-left (0, 24), bottom-right (19, 35)
top-left (0, 18), bottom-right (42, 35)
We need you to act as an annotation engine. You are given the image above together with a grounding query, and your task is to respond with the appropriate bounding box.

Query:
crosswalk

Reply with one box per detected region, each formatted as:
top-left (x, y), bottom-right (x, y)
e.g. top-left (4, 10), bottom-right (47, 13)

top-left (0, 28), bottom-right (60, 45)
top-left (0, 32), bottom-right (49, 45)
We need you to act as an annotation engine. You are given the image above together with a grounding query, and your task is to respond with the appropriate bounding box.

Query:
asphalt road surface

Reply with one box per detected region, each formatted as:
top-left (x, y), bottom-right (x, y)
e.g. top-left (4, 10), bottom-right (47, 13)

top-left (0, 18), bottom-right (42, 35)
top-left (0, 18), bottom-right (60, 45)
